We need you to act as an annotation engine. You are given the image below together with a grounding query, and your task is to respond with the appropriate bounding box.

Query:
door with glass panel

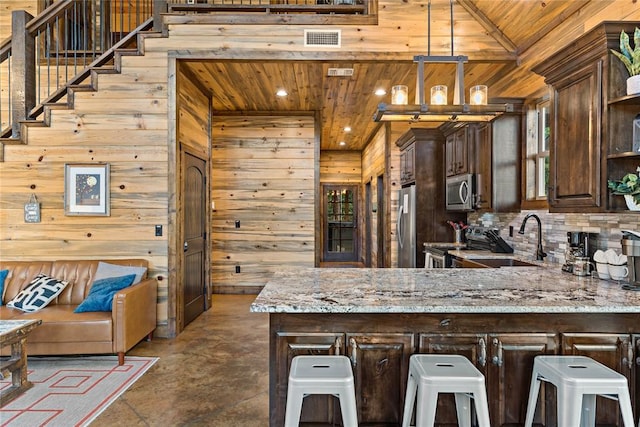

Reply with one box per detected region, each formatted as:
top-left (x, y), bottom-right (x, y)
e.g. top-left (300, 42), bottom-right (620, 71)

top-left (322, 185), bottom-right (358, 262)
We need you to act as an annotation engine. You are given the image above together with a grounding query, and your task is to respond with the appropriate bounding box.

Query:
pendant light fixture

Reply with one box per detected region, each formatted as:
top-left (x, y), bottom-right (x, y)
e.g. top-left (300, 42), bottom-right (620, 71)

top-left (373, 0), bottom-right (512, 122)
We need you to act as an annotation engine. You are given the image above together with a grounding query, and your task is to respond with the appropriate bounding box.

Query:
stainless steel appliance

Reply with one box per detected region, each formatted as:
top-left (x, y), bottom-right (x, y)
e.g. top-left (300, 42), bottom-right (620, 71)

top-left (445, 173), bottom-right (476, 212)
top-left (562, 232), bottom-right (597, 273)
top-left (397, 185), bottom-right (416, 267)
top-left (622, 230), bottom-right (640, 287)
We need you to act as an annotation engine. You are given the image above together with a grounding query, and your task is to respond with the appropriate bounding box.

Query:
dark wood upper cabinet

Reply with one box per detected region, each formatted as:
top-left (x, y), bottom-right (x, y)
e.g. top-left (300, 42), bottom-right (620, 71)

top-left (533, 21), bottom-right (640, 212)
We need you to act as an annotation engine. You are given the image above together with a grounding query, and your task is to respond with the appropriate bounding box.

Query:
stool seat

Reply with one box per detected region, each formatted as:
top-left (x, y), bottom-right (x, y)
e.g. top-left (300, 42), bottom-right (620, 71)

top-left (401, 354), bottom-right (490, 427)
top-left (284, 355), bottom-right (358, 427)
top-left (524, 355), bottom-right (635, 427)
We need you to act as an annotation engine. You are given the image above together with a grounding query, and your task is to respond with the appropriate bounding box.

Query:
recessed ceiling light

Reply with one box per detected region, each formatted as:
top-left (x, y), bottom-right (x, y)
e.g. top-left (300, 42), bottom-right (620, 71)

top-left (276, 89), bottom-right (288, 97)
top-left (343, 126), bottom-right (352, 132)
top-left (339, 141), bottom-right (346, 146)
top-left (374, 88), bottom-right (387, 96)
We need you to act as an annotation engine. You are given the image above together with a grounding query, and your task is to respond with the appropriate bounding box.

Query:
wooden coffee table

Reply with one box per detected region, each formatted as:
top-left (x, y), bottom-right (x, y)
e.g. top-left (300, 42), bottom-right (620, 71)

top-left (0, 319), bottom-right (42, 406)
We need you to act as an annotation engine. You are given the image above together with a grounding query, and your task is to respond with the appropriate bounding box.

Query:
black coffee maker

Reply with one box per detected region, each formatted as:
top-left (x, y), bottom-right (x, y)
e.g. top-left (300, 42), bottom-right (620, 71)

top-left (562, 232), bottom-right (597, 273)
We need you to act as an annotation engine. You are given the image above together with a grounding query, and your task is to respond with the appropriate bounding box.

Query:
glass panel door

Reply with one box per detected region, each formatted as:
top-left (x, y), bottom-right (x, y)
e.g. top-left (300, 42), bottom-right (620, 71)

top-left (323, 185), bottom-right (358, 262)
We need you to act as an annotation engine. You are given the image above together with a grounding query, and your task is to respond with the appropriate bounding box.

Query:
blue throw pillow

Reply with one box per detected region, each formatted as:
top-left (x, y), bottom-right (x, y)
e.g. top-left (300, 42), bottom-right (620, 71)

top-left (0, 269), bottom-right (9, 306)
top-left (74, 274), bottom-right (136, 313)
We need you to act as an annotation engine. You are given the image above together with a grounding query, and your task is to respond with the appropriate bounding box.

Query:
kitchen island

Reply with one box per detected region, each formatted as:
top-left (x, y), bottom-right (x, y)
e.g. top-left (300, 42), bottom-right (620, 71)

top-left (251, 266), bottom-right (640, 426)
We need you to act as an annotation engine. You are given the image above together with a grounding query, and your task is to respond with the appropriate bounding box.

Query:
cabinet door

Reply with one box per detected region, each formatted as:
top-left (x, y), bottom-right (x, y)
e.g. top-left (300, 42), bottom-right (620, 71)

top-left (418, 333), bottom-right (488, 424)
top-left (445, 135), bottom-right (456, 177)
top-left (347, 333), bottom-right (414, 425)
top-left (400, 143), bottom-right (415, 184)
top-left (471, 123), bottom-right (492, 210)
top-left (454, 128), bottom-right (468, 175)
top-left (562, 333), bottom-right (633, 426)
top-left (548, 61), bottom-right (602, 210)
top-left (488, 333), bottom-right (558, 426)
top-left (634, 335), bottom-right (640, 417)
top-left (274, 333), bottom-right (345, 425)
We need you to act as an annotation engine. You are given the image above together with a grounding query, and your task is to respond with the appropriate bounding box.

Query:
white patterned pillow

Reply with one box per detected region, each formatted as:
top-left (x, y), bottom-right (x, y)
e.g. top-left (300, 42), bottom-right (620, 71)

top-left (7, 274), bottom-right (69, 312)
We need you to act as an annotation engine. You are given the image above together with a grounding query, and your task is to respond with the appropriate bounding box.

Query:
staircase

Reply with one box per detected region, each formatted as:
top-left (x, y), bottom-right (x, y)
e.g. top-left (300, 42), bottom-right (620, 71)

top-left (0, 0), bottom-right (162, 161)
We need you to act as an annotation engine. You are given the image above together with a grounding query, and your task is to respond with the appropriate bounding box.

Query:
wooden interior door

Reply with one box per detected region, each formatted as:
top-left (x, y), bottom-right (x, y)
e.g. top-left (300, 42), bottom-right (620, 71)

top-left (183, 151), bottom-right (208, 327)
top-left (322, 185), bottom-right (358, 262)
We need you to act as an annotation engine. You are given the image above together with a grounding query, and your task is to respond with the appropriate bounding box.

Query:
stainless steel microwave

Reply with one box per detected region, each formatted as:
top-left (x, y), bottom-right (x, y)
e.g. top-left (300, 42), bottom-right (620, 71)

top-left (445, 173), bottom-right (476, 211)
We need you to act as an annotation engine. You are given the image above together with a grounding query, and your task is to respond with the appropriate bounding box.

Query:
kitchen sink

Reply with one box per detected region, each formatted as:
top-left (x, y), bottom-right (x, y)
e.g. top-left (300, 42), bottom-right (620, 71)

top-left (467, 258), bottom-right (540, 268)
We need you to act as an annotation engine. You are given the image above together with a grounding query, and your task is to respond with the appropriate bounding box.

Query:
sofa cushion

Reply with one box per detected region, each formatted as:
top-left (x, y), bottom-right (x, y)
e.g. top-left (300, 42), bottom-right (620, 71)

top-left (75, 274), bottom-right (136, 312)
top-left (0, 269), bottom-right (8, 305)
top-left (16, 305), bottom-right (113, 343)
top-left (94, 262), bottom-right (147, 285)
top-left (6, 274), bottom-right (69, 312)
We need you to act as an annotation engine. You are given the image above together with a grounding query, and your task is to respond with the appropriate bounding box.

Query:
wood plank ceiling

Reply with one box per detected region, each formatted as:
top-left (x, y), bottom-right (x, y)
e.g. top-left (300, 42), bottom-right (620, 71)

top-left (181, 0), bottom-right (593, 151)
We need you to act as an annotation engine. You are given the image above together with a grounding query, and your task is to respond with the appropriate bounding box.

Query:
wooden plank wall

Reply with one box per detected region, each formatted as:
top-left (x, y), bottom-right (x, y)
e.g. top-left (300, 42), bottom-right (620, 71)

top-left (361, 129), bottom-right (385, 266)
top-left (0, 47), bottom-right (171, 334)
top-left (211, 115), bottom-right (315, 293)
top-left (176, 62), bottom-right (211, 329)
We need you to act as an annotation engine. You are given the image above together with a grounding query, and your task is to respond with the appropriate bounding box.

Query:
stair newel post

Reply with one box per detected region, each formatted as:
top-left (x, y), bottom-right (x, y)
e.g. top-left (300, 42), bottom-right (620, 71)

top-left (11, 10), bottom-right (36, 139)
top-left (153, 0), bottom-right (168, 33)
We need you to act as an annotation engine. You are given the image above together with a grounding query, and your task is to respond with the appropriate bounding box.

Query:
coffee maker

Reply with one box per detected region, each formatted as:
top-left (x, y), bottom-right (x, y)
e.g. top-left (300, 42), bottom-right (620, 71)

top-left (562, 232), bottom-right (597, 273)
top-left (621, 230), bottom-right (640, 286)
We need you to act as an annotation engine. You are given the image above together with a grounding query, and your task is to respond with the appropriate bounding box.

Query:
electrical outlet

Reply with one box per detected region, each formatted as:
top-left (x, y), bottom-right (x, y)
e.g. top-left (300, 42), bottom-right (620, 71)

top-left (235, 220), bottom-right (240, 228)
top-left (155, 225), bottom-right (163, 236)
top-left (235, 265), bottom-right (241, 273)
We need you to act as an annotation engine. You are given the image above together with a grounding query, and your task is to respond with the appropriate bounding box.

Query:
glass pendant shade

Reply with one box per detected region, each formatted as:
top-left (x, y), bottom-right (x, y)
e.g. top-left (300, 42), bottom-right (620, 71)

top-left (470, 85), bottom-right (488, 105)
top-left (430, 85), bottom-right (447, 105)
top-left (391, 85), bottom-right (409, 105)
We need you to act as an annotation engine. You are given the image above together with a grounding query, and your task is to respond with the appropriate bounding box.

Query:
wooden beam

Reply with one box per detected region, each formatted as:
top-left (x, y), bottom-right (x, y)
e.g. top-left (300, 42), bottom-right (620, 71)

top-left (456, 0), bottom-right (517, 54)
top-left (11, 10), bottom-right (35, 139)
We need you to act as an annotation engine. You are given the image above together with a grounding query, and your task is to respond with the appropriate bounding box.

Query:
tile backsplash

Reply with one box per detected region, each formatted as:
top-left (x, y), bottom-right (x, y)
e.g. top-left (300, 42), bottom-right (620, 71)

top-left (467, 210), bottom-right (639, 264)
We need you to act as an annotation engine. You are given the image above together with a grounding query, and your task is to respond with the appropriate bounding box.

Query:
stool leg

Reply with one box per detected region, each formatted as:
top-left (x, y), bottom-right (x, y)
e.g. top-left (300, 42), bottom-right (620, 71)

top-left (284, 385), bottom-right (304, 427)
top-left (454, 393), bottom-right (472, 427)
top-left (580, 394), bottom-right (595, 427)
top-left (472, 389), bottom-right (491, 427)
top-left (402, 373), bottom-right (417, 427)
top-left (617, 387), bottom-right (635, 427)
top-left (416, 386), bottom-right (438, 427)
top-left (338, 387), bottom-right (359, 427)
top-left (524, 374), bottom-right (541, 427)
top-left (558, 387), bottom-right (582, 427)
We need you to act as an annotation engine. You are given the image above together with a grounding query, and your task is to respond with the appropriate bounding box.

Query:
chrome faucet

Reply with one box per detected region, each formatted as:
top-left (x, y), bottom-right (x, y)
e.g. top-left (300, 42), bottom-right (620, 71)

top-left (518, 213), bottom-right (547, 261)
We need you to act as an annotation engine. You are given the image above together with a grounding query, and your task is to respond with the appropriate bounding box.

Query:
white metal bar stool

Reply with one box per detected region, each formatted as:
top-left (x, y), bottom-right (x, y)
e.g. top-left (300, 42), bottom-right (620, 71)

top-left (284, 355), bottom-right (358, 427)
top-left (524, 355), bottom-right (635, 427)
top-left (401, 354), bottom-right (491, 427)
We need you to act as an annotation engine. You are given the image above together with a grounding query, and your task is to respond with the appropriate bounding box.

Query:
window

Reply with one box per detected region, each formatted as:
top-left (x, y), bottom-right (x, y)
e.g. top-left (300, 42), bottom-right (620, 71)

top-left (524, 99), bottom-right (550, 204)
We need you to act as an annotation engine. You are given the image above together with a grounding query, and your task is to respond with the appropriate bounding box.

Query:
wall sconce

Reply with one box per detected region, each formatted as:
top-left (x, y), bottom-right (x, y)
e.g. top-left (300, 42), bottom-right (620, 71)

top-left (391, 85), bottom-right (409, 105)
top-left (470, 85), bottom-right (488, 106)
top-left (430, 85), bottom-right (447, 105)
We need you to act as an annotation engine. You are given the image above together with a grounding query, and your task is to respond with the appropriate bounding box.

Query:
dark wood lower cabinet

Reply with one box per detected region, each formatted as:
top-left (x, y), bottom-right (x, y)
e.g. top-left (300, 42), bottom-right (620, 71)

top-left (269, 313), bottom-right (639, 426)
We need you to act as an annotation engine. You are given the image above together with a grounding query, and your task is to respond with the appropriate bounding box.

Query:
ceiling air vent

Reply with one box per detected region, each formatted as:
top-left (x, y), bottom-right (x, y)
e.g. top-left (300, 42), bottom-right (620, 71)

top-left (304, 29), bottom-right (341, 48)
top-left (327, 68), bottom-right (354, 77)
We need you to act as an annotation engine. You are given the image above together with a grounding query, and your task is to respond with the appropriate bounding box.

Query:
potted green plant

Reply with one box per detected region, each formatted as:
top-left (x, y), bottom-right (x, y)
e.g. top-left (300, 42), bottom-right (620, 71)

top-left (610, 27), bottom-right (640, 95)
top-left (608, 167), bottom-right (640, 210)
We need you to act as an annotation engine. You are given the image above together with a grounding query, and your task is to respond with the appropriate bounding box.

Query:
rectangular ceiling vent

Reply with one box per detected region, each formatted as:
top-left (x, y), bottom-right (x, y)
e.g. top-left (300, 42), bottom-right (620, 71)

top-left (327, 68), bottom-right (354, 77)
top-left (304, 29), bottom-right (341, 48)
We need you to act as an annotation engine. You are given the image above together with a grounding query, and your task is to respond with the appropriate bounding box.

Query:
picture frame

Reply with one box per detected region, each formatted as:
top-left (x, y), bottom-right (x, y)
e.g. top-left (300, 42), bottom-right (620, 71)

top-left (64, 163), bottom-right (110, 216)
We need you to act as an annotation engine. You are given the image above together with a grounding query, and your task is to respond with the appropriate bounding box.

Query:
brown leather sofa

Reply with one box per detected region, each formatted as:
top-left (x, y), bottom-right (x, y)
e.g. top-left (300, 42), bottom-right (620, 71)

top-left (0, 259), bottom-right (157, 365)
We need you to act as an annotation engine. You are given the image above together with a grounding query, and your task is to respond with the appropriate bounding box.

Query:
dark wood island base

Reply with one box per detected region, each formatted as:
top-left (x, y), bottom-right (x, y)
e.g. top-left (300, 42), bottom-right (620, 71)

top-left (269, 312), bottom-right (640, 426)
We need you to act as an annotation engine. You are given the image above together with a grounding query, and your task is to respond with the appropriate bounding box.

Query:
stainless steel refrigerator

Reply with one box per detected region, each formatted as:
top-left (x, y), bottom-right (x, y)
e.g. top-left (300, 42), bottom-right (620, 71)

top-left (397, 185), bottom-right (416, 267)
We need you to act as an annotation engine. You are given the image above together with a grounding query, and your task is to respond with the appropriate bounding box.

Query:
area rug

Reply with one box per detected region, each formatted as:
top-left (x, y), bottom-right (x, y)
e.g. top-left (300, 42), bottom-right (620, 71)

top-left (0, 356), bottom-right (158, 427)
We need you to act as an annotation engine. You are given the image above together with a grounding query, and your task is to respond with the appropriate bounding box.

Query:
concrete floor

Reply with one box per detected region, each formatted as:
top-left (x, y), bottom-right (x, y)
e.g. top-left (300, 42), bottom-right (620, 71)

top-left (91, 294), bottom-right (270, 426)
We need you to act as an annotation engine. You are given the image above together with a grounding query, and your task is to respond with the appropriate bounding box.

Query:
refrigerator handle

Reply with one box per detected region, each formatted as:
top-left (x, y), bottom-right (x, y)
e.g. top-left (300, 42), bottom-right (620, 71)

top-left (397, 203), bottom-right (404, 249)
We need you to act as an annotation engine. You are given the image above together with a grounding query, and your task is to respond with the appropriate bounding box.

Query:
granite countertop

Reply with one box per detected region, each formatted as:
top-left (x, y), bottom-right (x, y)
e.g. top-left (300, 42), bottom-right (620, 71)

top-left (250, 265), bottom-right (640, 314)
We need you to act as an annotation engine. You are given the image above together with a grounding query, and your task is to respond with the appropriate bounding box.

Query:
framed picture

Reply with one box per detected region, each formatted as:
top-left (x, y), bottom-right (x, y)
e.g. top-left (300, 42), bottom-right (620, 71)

top-left (64, 163), bottom-right (110, 216)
